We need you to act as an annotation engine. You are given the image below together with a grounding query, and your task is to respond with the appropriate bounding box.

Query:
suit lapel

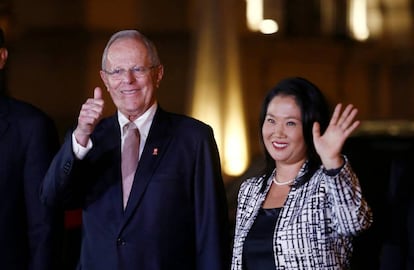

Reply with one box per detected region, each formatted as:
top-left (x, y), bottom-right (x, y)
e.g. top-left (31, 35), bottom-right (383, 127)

top-left (122, 108), bottom-right (173, 223)
top-left (91, 115), bottom-right (124, 221)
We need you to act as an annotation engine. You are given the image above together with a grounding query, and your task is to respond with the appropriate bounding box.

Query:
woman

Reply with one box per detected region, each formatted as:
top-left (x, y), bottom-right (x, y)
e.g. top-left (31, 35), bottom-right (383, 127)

top-left (231, 77), bottom-right (373, 269)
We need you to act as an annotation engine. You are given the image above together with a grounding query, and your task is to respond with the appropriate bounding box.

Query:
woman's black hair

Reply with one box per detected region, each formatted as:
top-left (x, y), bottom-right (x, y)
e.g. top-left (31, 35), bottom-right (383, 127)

top-left (259, 77), bottom-right (331, 190)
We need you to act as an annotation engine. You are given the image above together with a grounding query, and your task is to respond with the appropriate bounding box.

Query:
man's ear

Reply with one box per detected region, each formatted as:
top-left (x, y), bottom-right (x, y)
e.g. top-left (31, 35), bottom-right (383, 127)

top-left (0, 48), bottom-right (8, 69)
top-left (99, 70), bottom-right (110, 90)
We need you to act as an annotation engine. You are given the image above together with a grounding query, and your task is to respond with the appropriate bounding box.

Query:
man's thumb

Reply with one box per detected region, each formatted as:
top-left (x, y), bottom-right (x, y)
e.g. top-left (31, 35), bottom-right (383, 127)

top-left (94, 87), bottom-right (103, 99)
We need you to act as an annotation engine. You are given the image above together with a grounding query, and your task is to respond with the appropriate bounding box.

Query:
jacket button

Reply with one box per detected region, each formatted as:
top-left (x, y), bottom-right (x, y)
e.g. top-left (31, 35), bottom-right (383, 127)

top-left (116, 238), bottom-right (126, 246)
top-left (63, 161), bottom-right (72, 174)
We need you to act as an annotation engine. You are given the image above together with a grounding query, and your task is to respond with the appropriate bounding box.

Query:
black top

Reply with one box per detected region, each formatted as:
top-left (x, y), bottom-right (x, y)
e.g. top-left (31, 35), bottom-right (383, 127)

top-left (242, 207), bottom-right (281, 269)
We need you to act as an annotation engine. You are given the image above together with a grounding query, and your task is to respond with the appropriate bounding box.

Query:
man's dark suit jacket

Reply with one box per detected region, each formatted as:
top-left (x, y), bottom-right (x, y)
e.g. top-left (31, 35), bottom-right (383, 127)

top-left (380, 156), bottom-right (414, 270)
top-left (41, 107), bottom-right (230, 270)
top-left (0, 95), bottom-right (61, 270)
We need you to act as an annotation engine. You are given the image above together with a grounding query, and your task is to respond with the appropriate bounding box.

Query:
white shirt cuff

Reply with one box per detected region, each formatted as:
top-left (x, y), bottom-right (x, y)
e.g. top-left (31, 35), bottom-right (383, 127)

top-left (72, 132), bottom-right (93, 160)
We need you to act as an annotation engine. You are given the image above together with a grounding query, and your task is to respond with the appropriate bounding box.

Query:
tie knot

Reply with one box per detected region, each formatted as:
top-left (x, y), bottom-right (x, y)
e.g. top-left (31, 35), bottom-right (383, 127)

top-left (125, 122), bottom-right (137, 130)
top-left (123, 122), bottom-right (140, 142)
top-left (124, 122), bottom-right (138, 133)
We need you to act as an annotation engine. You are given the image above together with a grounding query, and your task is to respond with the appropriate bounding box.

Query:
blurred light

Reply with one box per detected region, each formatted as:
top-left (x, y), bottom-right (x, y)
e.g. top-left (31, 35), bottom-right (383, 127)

top-left (191, 50), bottom-right (249, 176)
top-left (367, 8), bottom-right (382, 38)
top-left (246, 0), bottom-right (263, 31)
top-left (190, 36), bottom-right (223, 156)
top-left (260, 19), bottom-right (278, 34)
top-left (246, 0), bottom-right (278, 35)
top-left (349, 0), bottom-right (370, 41)
top-left (222, 60), bottom-right (249, 176)
top-left (192, 0), bottom-right (249, 177)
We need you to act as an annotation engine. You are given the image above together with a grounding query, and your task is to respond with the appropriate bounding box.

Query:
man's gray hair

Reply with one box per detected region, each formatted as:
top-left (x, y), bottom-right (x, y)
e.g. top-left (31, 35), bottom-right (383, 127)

top-left (101, 30), bottom-right (161, 70)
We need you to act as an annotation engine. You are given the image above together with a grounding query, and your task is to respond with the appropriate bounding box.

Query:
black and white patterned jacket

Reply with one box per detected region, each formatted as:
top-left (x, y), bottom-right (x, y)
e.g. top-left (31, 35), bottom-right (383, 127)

top-left (231, 158), bottom-right (373, 270)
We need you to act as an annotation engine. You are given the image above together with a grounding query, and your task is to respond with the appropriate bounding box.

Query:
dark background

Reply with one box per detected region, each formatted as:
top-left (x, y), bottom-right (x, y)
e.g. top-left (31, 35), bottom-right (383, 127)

top-left (1, 0), bottom-right (414, 268)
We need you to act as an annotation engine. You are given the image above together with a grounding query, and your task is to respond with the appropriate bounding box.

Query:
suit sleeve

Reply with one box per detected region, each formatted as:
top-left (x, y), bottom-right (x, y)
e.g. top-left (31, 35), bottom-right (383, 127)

top-left (24, 114), bottom-right (62, 270)
top-left (40, 130), bottom-right (85, 209)
top-left (194, 126), bottom-right (231, 270)
top-left (326, 159), bottom-right (373, 236)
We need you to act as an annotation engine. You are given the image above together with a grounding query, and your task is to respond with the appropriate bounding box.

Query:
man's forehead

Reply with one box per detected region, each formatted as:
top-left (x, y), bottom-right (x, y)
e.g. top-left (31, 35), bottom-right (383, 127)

top-left (109, 37), bottom-right (146, 51)
top-left (107, 41), bottom-right (148, 61)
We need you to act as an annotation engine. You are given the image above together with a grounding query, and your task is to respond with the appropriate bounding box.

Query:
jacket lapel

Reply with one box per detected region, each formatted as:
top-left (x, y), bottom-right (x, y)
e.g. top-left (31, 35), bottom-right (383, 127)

top-left (90, 115), bottom-right (124, 223)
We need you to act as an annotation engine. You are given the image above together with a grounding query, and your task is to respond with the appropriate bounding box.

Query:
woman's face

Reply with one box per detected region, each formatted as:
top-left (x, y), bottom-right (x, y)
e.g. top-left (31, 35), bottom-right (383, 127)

top-left (262, 95), bottom-right (307, 166)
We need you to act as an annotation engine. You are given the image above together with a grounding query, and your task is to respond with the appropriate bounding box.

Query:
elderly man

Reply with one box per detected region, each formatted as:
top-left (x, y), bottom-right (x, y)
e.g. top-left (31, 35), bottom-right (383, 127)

top-left (41, 29), bottom-right (230, 270)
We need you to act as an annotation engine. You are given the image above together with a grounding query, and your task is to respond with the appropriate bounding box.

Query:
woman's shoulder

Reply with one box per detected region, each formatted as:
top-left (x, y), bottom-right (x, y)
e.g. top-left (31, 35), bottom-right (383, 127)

top-left (240, 174), bottom-right (267, 191)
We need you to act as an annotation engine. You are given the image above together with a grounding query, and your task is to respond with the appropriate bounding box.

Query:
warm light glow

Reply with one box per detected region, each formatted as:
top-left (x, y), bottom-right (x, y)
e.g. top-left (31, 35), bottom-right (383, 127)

top-left (260, 19), bottom-right (278, 34)
top-left (349, 0), bottom-right (370, 40)
top-left (191, 0), bottom-right (249, 177)
top-left (367, 7), bottom-right (382, 38)
top-left (246, 0), bottom-right (278, 35)
top-left (246, 0), bottom-right (263, 31)
top-left (223, 85), bottom-right (249, 176)
top-left (190, 27), bottom-right (223, 154)
top-left (222, 36), bottom-right (249, 176)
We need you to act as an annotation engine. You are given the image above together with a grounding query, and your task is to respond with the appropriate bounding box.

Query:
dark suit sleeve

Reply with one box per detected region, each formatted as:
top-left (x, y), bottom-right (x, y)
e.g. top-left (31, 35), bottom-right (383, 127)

top-left (24, 113), bottom-right (62, 270)
top-left (193, 126), bottom-right (230, 270)
top-left (40, 131), bottom-right (85, 209)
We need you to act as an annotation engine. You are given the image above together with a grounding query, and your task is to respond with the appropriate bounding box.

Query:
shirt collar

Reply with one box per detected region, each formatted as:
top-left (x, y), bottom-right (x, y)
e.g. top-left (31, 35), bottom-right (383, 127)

top-left (117, 102), bottom-right (158, 139)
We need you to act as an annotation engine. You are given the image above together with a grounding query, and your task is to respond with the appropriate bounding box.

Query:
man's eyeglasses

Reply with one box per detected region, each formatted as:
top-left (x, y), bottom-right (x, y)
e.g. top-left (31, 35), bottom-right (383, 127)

top-left (102, 65), bottom-right (157, 79)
